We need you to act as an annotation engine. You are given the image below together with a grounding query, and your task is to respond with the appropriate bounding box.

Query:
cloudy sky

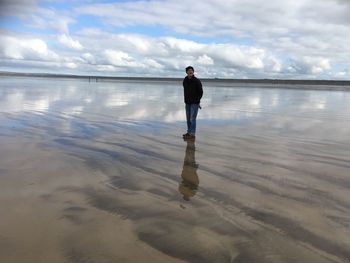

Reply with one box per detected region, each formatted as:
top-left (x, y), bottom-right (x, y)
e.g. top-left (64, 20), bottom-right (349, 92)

top-left (0, 0), bottom-right (350, 79)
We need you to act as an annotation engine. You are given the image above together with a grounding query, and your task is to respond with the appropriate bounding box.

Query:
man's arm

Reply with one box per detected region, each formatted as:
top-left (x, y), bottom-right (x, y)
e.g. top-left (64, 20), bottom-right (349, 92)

top-left (197, 79), bottom-right (203, 100)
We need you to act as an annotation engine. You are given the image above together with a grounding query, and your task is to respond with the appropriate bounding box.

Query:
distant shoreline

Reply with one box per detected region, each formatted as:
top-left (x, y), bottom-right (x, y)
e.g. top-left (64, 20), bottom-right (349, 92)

top-left (1, 71), bottom-right (350, 89)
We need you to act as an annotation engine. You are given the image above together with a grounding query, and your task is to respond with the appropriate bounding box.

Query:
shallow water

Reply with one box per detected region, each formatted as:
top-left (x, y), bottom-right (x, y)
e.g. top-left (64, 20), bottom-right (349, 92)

top-left (0, 77), bottom-right (350, 263)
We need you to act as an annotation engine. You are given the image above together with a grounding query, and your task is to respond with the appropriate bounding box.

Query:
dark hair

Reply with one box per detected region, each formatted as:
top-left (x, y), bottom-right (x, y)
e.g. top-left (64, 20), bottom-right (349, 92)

top-left (185, 66), bottom-right (194, 72)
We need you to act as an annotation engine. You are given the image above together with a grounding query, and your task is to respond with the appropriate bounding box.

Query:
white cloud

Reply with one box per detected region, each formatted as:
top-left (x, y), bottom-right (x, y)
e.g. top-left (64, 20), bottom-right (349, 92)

top-left (2, 0), bottom-right (350, 78)
top-left (74, 0), bottom-right (349, 41)
top-left (75, 31), bottom-right (271, 74)
top-left (63, 62), bottom-right (78, 69)
top-left (82, 52), bottom-right (95, 64)
top-left (204, 44), bottom-right (265, 69)
top-left (0, 33), bottom-right (86, 71)
top-left (0, 35), bottom-right (59, 61)
top-left (162, 37), bottom-right (205, 52)
top-left (264, 57), bottom-right (283, 73)
top-left (0, 29), bottom-right (341, 78)
top-left (143, 58), bottom-right (164, 69)
top-left (104, 49), bottom-right (137, 68)
top-left (197, 55), bottom-right (214, 66)
top-left (72, 0), bottom-right (350, 78)
top-left (57, 34), bottom-right (83, 50)
top-left (96, 65), bottom-right (117, 72)
top-left (0, 29), bottom-right (331, 78)
top-left (305, 57), bottom-right (331, 74)
top-left (118, 34), bottom-right (153, 54)
top-left (288, 57), bottom-right (331, 75)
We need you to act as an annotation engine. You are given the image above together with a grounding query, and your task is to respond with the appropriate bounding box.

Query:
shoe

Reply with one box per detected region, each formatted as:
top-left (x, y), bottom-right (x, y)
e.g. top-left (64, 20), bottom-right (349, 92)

top-left (184, 134), bottom-right (195, 140)
top-left (188, 134), bottom-right (195, 140)
top-left (182, 133), bottom-right (190, 137)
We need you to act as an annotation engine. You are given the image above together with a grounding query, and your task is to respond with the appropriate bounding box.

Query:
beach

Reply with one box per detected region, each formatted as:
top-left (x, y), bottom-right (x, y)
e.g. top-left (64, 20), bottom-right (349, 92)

top-left (0, 76), bottom-right (350, 263)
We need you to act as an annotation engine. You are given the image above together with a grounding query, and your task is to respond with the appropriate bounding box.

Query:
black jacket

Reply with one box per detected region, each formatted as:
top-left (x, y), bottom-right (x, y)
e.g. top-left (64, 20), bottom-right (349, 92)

top-left (183, 76), bottom-right (203, 104)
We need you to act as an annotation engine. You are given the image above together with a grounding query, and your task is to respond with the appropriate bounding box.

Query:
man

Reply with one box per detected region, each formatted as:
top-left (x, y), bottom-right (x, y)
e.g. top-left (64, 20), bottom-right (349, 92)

top-left (182, 66), bottom-right (203, 140)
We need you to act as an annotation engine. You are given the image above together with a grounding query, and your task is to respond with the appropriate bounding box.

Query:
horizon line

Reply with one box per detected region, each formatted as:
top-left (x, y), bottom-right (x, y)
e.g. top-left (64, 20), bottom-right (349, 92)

top-left (1, 71), bottom-right (350, 86)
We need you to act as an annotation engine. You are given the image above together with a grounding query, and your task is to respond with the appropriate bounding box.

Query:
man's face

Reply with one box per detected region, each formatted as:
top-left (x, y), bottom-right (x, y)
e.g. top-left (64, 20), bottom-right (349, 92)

top-left (187, 69), bottom-right (194, 78)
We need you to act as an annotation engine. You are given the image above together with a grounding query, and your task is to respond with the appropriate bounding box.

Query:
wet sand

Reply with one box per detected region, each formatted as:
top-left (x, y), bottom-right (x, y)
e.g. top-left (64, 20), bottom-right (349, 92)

top-left (0, 77), bottom-right (350, 262)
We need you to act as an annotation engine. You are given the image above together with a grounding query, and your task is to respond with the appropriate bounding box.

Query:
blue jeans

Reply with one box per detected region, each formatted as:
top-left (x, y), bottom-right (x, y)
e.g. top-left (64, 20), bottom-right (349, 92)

top-left (185, 104), bottom-right (199, 136)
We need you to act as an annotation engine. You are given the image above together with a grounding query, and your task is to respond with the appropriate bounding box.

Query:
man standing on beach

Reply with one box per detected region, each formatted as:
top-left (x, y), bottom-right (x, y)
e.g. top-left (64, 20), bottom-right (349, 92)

top-left (183, 66), bottom-right (203, 140)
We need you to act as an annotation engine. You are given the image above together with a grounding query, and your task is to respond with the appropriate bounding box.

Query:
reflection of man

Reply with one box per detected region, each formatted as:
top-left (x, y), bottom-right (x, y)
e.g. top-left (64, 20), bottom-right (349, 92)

top-left (182, 66), bottom-right (203, 140)
top-left (179, 139), bottom-right (199, 201)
